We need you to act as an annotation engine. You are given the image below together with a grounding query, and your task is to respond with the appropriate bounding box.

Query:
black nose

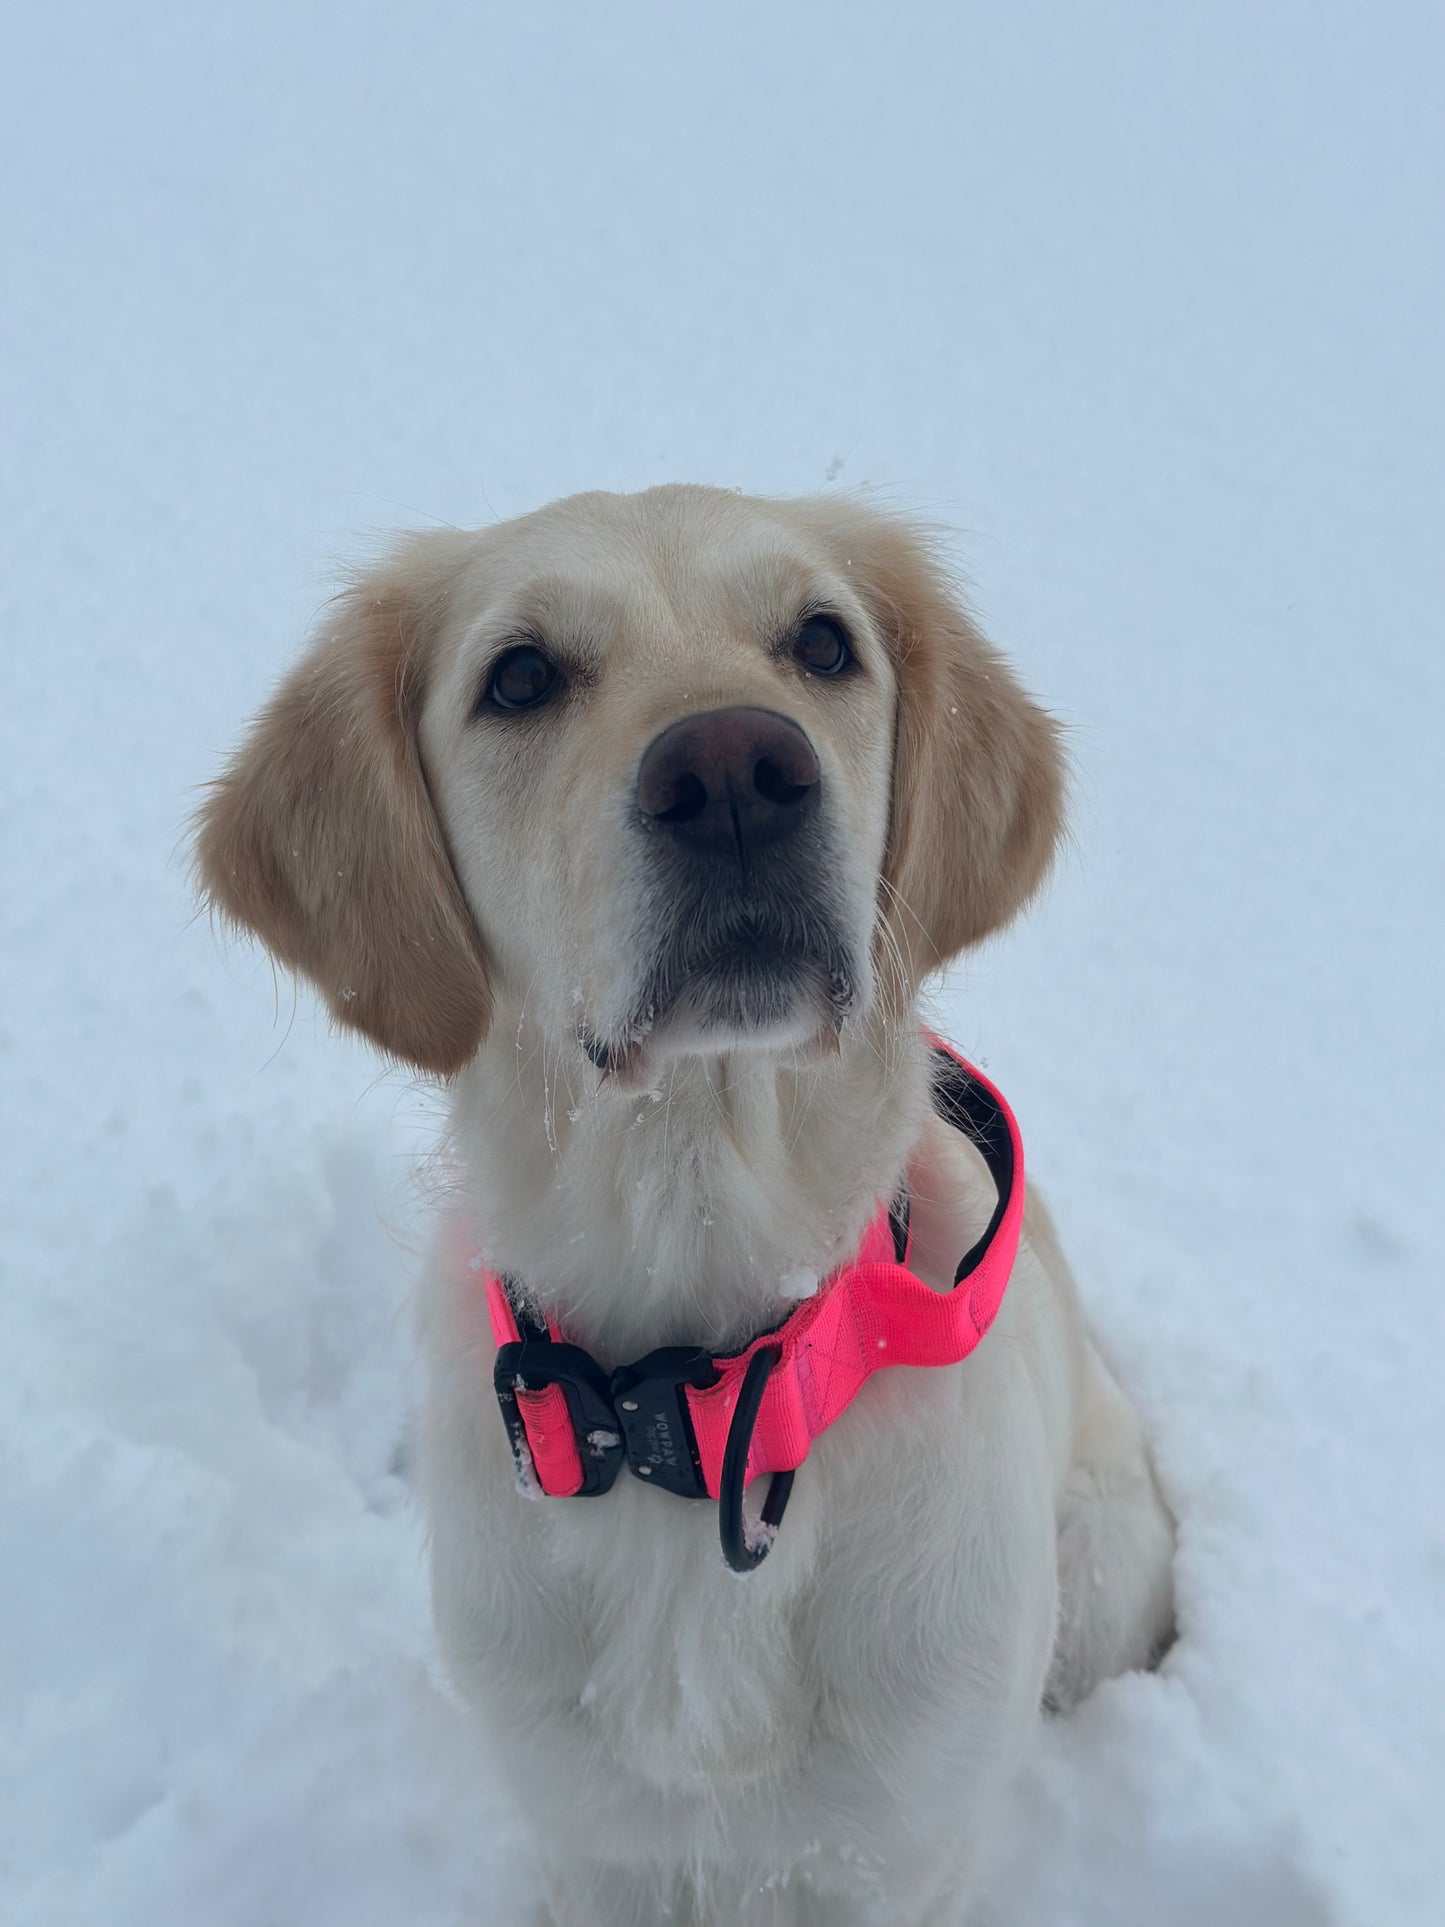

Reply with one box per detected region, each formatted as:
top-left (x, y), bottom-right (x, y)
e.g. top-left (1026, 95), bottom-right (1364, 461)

top-left (635, 706), bottom-right (821, 860)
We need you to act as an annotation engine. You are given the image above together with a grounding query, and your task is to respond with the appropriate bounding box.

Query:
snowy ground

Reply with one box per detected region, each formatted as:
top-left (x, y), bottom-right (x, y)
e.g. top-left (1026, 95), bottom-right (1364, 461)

top-left (3, 5), bottom-right (1442, 1923)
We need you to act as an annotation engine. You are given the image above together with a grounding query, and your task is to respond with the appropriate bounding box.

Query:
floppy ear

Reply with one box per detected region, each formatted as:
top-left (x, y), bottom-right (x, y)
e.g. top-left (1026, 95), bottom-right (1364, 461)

top-left (194, 532), bottom-right (492, 1076)
top-left (800, 502), bottom-right (1066, 987)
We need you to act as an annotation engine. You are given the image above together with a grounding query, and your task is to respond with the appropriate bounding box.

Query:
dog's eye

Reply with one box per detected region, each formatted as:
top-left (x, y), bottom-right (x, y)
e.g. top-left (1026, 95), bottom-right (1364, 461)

top-left (793, 614), bottom-right (854, 677)
top-left (481, 644), bottom-right (559, 713)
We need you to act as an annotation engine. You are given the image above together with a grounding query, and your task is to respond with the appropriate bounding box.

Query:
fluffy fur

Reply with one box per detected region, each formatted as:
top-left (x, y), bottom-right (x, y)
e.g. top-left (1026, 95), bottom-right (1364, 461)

top-left (197, 486), bottom-right (1175, 1925)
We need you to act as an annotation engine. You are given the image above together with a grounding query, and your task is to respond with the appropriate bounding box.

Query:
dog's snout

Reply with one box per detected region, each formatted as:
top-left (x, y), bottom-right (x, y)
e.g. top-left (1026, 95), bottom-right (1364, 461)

top-left (636, 706), bottom-right (821, 859)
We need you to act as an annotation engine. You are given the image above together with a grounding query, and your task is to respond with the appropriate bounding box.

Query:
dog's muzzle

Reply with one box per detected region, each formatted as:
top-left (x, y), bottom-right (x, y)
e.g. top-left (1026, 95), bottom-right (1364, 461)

top-left (594, 705), bottom-right (860, 1052)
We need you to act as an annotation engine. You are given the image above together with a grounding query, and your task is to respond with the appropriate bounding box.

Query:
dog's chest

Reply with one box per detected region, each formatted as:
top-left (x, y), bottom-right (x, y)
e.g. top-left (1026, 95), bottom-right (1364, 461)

top-left (540, 1480), bottom-right (816, 1792)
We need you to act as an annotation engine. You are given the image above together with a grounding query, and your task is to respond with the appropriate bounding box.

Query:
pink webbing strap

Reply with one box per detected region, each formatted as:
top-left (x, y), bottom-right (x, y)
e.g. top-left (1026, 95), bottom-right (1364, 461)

top-left (683, 1045), bottom-right (1023, 1497)
top-left (482, 1039), bottom-right (1023, 1503)
top-left (485, 1277), bottom-right (587, 1498)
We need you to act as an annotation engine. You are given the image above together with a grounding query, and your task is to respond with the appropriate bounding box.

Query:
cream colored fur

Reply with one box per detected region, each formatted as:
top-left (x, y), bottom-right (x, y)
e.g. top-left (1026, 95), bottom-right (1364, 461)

top-left (197, 486), bottom-right (1175, 1925)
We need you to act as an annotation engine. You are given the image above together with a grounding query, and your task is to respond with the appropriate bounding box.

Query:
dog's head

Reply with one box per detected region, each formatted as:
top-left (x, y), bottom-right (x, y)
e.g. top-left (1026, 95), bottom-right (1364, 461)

top-left (195, 488), bottom-right (1064, 1079)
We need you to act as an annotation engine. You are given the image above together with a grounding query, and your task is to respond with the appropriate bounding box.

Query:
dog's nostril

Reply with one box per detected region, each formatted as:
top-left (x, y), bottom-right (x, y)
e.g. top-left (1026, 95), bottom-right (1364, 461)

top-left (753, 756), bottom-right (811, 809)
top-left (657, 771), bottom-right (708, 824)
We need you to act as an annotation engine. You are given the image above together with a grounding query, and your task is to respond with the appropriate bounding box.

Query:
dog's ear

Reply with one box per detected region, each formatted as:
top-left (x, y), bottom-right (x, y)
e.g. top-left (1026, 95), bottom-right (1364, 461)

top-left (194, 532), bottom-right (492, 1076)
top-left (795, 501), bottom-right (1066, 988)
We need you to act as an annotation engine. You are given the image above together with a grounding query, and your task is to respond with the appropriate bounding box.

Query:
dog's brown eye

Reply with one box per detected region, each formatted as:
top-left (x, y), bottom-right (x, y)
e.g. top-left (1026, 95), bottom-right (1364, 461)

top-left (482, 644), bottom-right (559, 713)
top-left (793, 614), bottom-right (853, 677)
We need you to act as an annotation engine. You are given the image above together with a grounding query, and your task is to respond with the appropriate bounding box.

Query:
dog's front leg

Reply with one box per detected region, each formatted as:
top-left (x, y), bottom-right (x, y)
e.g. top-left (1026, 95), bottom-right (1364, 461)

top-left (538, 1857), bottom-right (675, 1927)
top-left (538, 1859), bottom-right (767, 1927)
top-left (537, 1855), bottom-right (907, 1927)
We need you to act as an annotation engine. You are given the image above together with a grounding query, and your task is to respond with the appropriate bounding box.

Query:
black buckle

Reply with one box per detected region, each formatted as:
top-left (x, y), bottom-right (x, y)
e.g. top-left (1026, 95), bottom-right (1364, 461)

top-left (493, 1340), bottom-right (718, 1500)
top-left (492, 1340), bottom-right (627, 1497)
top-left (495, 1329), bottom-right (798, 1572)
top-left (608, 1347), bottom-right (717, 1499)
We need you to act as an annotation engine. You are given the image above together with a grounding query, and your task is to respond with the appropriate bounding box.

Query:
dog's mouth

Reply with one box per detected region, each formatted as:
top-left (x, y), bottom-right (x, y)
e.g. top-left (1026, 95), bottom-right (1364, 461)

top-left (579, 903), bottom-right (862, 1079)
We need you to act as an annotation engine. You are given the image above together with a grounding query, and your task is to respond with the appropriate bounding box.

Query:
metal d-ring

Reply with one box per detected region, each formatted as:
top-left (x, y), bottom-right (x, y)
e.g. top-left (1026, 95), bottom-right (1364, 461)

top-left (718, 1344), bottom-right (796, 1573)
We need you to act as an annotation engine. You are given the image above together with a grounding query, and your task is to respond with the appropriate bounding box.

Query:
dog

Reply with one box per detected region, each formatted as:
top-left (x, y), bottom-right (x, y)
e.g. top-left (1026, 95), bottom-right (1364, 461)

top-left (196, 486), bottom-right (1175, 1925)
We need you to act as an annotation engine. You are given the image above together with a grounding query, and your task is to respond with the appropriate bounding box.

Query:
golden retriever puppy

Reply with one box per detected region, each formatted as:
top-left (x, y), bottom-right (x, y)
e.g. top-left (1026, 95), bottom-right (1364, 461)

top-left (197, 487), bottom-right (1174, 1926)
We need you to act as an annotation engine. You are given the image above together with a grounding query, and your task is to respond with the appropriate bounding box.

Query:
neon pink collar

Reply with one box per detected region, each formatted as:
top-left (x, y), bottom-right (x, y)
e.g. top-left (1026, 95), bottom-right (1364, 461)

top-left (482, 1037), bottom-right (1024, 1570)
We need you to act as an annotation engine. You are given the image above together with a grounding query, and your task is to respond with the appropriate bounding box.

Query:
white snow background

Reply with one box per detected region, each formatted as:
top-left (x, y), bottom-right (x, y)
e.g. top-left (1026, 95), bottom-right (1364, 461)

top-left (3, 5), bottom-right (1442, 1923)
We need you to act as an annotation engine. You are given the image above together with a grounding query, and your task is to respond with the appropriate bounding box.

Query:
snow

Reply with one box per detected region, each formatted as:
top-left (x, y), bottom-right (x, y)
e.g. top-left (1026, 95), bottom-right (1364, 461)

top-left (3, 3), bottom-right (1442, 1923)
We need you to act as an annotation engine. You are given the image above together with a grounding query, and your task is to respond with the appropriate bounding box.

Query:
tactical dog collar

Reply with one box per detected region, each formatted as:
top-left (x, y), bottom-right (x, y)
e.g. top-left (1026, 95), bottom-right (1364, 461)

top-left (480, 1037), bottom-right (1024, 1572)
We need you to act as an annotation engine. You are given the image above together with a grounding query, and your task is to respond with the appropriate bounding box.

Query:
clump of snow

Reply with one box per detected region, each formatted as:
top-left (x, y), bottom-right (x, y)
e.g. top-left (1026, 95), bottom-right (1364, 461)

top-left (3, 3), bottom-right (1442, 1924)
top-left (511, 1437), bottom-right (544, 1502)
top-left (740, 1512), bottom-right (780, 1559)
